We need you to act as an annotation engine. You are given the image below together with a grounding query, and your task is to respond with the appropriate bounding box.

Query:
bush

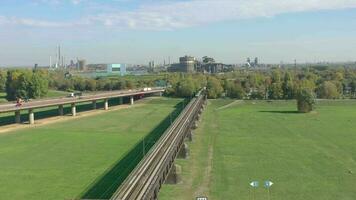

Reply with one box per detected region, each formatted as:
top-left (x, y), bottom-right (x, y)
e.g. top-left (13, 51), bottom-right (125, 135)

top-left (296, 88), bottom-right (315, 113)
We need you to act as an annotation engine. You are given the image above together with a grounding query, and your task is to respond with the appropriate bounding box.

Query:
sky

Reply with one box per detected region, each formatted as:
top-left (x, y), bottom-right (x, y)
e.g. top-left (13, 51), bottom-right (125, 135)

top-left (1, 0), bottom-right (356, 66)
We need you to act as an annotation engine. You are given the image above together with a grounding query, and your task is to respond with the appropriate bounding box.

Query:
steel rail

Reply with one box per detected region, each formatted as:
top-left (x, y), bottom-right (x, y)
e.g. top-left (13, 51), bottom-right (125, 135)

top-left (110, 91), bottom-right (205, 200)
top-left (113, 99), bottom-right (196, 199)
top-left (137, 95), bottom-right (202, 199)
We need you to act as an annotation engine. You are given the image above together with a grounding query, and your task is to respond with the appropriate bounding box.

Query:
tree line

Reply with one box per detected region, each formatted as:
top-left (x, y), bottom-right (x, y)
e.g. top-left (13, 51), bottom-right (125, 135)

top-left (1, 66), bottom-right (355, 105)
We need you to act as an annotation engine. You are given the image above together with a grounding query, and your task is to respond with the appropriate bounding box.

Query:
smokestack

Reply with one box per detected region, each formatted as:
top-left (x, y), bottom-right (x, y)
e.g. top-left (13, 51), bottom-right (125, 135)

top-left (62, 56), bottom-right (64, 68)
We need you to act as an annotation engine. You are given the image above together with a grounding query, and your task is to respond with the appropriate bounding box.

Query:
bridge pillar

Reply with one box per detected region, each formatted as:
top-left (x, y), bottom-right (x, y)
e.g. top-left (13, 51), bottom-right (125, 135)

top-left (15, 110), bottom-right (21, 123)
top-left (192, 121), bottom-right (198, 129)
top-left (29, 109), bottom-right (35, 125)
top-left (71, 103), bottom-right (76, 116)
top-left (119, 97), bottom-right (123, 105)
top-left (104, 99), bottom-right (109, 110)
top-left (186, 130), bottom-right (193, 142)
top-left (197, 113), bottom-right (201, 121)
top-left (92, 100), bottom-right (97, 109)
top-left (130, 96), bottom-right (134, 105)
top-left (165, 164), bottom-right (182, 184)
top-left (58, 105), bottom-right (64, 116)
top-left (177, 143), bottom-right (189, 159)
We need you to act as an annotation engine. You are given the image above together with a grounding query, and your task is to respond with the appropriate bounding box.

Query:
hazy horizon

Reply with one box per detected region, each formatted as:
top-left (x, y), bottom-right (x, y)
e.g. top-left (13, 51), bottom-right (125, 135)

top-left (1, 0), bottom-right (356, 66)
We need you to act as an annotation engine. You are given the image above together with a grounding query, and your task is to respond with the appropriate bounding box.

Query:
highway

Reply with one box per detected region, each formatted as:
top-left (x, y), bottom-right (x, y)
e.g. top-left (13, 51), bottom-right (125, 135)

top-left (0, 88), bottom-right (164, 114)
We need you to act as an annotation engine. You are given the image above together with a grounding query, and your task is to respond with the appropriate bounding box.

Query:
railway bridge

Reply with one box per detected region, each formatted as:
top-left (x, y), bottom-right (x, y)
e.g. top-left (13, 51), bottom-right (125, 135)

top-left (110, 89), bottom-right (207, 200)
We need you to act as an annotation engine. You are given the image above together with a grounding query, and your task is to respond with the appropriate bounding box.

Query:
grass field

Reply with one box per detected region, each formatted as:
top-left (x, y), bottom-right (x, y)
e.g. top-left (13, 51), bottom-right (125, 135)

top-left (159, 100), bottom-right (356, 200)
top-left (45, 89), bottom-right (70, 98)
top-left (0, 92), bottom-right (7, 103)
top-left (0, 97), bottom-right (182, 200)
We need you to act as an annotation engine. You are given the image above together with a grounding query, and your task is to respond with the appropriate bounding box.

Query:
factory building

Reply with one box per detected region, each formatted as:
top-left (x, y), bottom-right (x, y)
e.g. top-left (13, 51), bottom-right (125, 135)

top-left (168, 56), bottom-right (197, 73)
top-left (179, 56), bottom-right (196, 73)
top-left (107, 64), bottom-right (127, 76)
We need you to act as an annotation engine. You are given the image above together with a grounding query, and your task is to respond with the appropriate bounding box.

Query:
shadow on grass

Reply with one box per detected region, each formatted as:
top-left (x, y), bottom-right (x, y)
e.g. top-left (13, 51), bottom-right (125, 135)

top-left (0, 97), bottom-right (129, 126)
top-left (79, 99), bottom-right (188, 200)
top-left (258, 110), bottom-right (300, 114)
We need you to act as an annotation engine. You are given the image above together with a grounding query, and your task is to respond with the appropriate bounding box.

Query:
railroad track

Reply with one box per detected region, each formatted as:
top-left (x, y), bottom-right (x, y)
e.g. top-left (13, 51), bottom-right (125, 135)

top-left (110, 90), bottom-right (206, 200)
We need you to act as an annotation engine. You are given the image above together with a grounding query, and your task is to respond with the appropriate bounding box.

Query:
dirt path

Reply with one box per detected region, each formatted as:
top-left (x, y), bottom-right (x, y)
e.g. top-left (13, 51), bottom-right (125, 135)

top-left (215, 100), bottom-right (242, 110)
top-left (0, 98), bottom-right (152, 134)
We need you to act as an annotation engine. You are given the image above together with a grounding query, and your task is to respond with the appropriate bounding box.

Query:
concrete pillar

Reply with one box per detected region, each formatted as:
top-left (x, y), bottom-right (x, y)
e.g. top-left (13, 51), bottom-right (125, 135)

top-left (130, 96), bottom-right (134, 105)
top-left (58, 105), bottom-right (64, 116)
top-left (177, 143), bottom-right (189, 159)
top-left (92, 100), bottom-right (97, 109)
top-left (104, 99), bottom-right (109, 110)
top-left (71, 103), bottom-right (76, 116)
top-left (192, 121), bottom-right (198, 129)
top-left (29, 109), bottom-right (35, 125)
top-left (15, 110), bottom-right (21, 123)
top-left (119, 97), bottom-right (123, 105)
top-left (159, 91), bottom-right (163, 97)
top-left (197, 114), bottom-right (201, 121)
top-left (186, 130), bottom-right (193, 142)
top-left (165, 164), bottom-right (182, 184)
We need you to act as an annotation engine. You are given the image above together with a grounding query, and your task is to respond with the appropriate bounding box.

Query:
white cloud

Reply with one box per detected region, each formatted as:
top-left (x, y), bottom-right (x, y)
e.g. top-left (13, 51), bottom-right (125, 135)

top-left (2, 0), bottom-right (356, 29)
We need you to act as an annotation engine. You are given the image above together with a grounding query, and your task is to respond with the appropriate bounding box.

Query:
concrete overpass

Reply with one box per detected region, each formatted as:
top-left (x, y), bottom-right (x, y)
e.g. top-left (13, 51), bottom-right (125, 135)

top-left (0, 88), bottom-right (164, 125)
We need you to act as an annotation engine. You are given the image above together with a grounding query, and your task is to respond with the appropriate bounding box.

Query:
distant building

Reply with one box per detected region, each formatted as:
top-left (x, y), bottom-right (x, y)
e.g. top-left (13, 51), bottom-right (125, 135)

top-left (180, 56), bottom-right (196, 73)
top-left (78, 59), bottom-right (87, 71)
top-left (149, 61), bottom-right (155, 69)
top-left (202, 63), bottom-right (224, 73)
top-left (254, 57), bottom-right (258, 66)
top-left (107, 64), bottom-right (126, 76)
top-left (168, 56), bottom-right (197, 73)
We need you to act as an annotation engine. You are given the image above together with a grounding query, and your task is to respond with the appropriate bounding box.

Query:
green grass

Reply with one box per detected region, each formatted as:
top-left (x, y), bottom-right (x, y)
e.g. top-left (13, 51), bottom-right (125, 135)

top-left (0, 97), bottom-right (182, 200)
top-left (0, 92), bottom-right (6, 103)
top-left (45, 89), bottom-right (69, 98)
top-left (159, 100), bottom-right (356, 200)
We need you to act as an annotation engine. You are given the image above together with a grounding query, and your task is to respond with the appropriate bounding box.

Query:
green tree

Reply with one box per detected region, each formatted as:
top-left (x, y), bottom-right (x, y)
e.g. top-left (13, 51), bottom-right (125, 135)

top-left (225, 81), bottom-right (245, 99)
top-left (73, 77), bottom-right (86, 91)
top-left (350, 80), bottom-right (356, 98)
top-left (6, 70), bottom-right (31, 100)
top-left (176, 78), bottom-right (197, 98)
top-left (17, 72), bottom-right (32, 99)
top-left (207, 77), bottom-right (223, 99)
top-left (0, 70), bottom-right (6, 92)
top-left (296, 88), bottom-right (315, 113)
top-left (271, 70), bottom-right (281, 83)
top-left (85, 79), bottom-right (97, 91)
top-left (317, 81), bottom-right (340, 99)
top-left (268, 83), bottom-right (283, 99)
top-left (282, 72), bottom-right (294, 99)
top-left (30, 71), bottom-right (49, 98)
